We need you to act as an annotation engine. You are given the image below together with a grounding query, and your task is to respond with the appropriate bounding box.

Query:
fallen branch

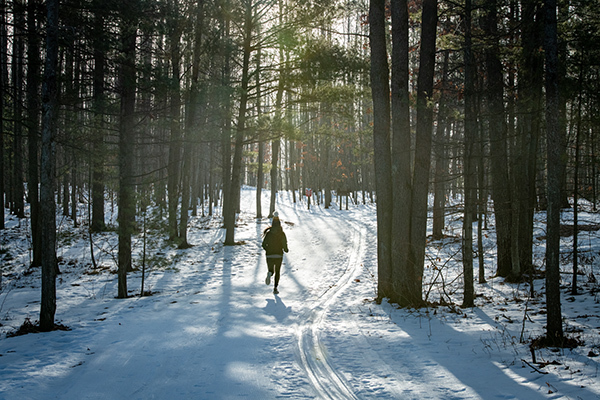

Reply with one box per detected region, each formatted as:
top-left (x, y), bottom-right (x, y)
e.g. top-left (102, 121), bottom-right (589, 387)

top-left (521, 359), bottom-right (549, 374)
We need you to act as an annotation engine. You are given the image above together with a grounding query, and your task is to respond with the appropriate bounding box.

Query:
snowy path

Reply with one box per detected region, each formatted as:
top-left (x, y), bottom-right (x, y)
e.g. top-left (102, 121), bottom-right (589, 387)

top-left (293, 214), bottom-right (365, 399)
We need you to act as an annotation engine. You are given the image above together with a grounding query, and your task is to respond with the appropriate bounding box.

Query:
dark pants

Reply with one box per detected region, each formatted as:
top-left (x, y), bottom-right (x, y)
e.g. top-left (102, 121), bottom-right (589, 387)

top-left (266, 256), bottom-right (283, 288)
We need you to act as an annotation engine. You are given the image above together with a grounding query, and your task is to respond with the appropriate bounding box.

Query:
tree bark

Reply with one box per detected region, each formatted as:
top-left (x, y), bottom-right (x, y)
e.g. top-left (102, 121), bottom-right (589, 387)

top-left (179, 0), bottom-right (204, 248)
top-left (91, 0), bottom-right (106, 232)
top-left (462, 0), bottom-right (475, 307)
top-left (167, 0), bottom-right (182, 242)
top-left (484, 0), bottom-right (512, 278)
top-left (27, 0), bottom-right (41, 267)
top-left (514, 0), bottom-right (543, 280)
top-left (543, 0), bottom-right (564, 345)
top-left (268, 138), bottom-right (280, 218)
top-left (432, 50), bottom-right (450, 241)
top-left (225, 0), bottom-right (253, 244)
top-left (390, 0), bottom-right (411, 304)
top-left (12, 0), bottom-right (25, 218)
top-left (117, 2), bottom-right (138, 299)
top-left (39, 0), bottom-right (59, 332)
top-left (369, 0), bottom-right (393, 302)
top-left (407, 0), bottom-right (437, 307)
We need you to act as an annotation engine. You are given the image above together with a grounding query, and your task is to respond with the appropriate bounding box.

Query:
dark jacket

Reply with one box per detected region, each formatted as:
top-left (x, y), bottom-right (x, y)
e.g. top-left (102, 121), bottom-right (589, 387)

top-left (262, 224), bottom-right (288, 257)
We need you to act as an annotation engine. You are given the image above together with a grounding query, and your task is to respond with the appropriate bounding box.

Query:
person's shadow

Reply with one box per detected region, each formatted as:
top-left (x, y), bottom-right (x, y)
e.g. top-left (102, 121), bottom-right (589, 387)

top-left (264, 294), bottom-right (292, 323)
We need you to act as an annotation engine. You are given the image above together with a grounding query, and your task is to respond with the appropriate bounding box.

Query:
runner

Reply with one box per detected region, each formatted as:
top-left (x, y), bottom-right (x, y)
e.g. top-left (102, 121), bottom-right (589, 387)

top-left (261, 212), bottom-right (289, 294)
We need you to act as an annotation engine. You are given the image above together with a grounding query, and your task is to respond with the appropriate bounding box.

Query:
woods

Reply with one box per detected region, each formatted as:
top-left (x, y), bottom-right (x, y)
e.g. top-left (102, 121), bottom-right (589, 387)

top-left (0, 0), bottom-right (599, 349)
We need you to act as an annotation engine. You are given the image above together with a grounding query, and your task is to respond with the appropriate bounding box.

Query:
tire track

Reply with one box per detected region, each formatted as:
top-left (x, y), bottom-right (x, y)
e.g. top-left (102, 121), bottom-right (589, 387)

top-left (295, 219), bottom-right (365, 399)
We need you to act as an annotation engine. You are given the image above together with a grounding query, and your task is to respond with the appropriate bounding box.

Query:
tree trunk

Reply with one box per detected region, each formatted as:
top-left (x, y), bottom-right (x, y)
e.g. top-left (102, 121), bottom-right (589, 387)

top-left (269, 138), bottom-right (280, 218)
top-left (91, 0), bottom-right (106, 232)
top-left (432, 50), bottom-right (450, 240)
top-left (543, 0), bottom-right (564, 345)
top-left (12, 0), bottom-right (25, 218)
top-left (167, 0), bottom-right (182, 241)
top-left (514, 0), bottom-right (543, 280)
top-left (557, 0), bottom-right (569, 209)
top-left (225, 0), bottom-right (253, 244)
top-left (369, 0), bottom-right (393, 302)
top-left (485, 0), bottom-right (512, 278)
top-left (27, 0), bottom-right (41, 268)
top-left (179, 0), bottom-right (204, 248)
top-left (39, 0), bottom-right (59, 332)
top-left (462, 0), bottom-right (475, 307)
top-left (117, 2), bottom-right (137, 299)
top-left (256, 42), bottom-right (263, 219)
top-left (390, 0), bottom-right (411, 303)
top-left (407, 0), bottom-right (437, 307)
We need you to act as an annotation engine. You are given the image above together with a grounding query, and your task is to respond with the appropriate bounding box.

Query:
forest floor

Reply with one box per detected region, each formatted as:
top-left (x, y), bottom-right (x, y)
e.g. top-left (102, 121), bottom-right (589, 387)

top-left (0, 187), bottom-right (599, 399)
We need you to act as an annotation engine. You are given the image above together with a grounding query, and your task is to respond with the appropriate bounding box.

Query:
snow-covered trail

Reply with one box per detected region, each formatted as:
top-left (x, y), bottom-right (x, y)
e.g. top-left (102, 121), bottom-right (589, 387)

top-left (284, 203), bottom-right (366, 399)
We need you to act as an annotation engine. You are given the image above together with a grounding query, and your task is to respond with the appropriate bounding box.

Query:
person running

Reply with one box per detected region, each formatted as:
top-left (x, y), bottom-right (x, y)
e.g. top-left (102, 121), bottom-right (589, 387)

top-left (261, 212), bottom-right (289, 294)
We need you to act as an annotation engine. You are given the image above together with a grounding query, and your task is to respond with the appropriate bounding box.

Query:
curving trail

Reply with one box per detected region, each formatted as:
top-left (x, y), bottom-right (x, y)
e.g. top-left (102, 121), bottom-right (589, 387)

top-left (294, 220), bottom-right (366, 399)
top-left (276, 197), bottom-right (369, 399)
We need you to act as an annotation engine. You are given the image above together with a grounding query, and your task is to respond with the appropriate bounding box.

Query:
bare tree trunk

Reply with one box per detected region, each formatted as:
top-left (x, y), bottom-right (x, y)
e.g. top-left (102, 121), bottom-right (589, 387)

top-left (225, 0), bottom-right (253, 244)
top-left (90, 0), bottom-right (106, 232)
top-left (179, 0), bottom-right (204, 248)
top-left (462, 0), bottom-right (475, 307)
top-left (407, 0), bottom-right (437, 307)
top-left (269, 0), bottom-right (285, 218)
top-left (167, 0), bottom-right (182, 241)
top-left (27, 0), bottom-right (41, 267)
top-left (515, 0), bottom-right (543, 280)
top-left (432, 50), bottom-right (450, 240)
top-left (485, 0), bottom-right (512, 278)
top-left (117, 2), bottom-right (138, 299)
top-left (268, 139), bottom-right (280, 217)
top-left (12, 0), bottom-right (25, 218)
top-left (370, 0), bottom-right (393, 302)
top-left (543, 0), bottom-right (564, 345)
top-left (390, 0), bottom-right (411, 303)
top-left (39, 0), bottom-right (59, 332)
top-left (255, 42), bottom-right (263, 219)
top-left (572, 90), bottom-right (581, 295)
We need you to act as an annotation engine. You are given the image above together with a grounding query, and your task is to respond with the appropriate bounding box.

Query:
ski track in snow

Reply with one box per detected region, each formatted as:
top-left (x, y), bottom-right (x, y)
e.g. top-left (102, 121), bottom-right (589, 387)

top-left (292, 213), bottom-right (364, 400)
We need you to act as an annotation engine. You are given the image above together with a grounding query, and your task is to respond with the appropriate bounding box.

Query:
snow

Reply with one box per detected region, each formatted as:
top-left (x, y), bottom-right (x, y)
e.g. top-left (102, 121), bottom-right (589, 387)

top-left (1, 187), bottom-right (599, 400)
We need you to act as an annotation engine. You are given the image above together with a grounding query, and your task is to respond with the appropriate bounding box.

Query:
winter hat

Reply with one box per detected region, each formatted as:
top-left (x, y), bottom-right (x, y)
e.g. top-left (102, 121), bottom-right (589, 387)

top-left (272, 211), bottom-right (281, 226)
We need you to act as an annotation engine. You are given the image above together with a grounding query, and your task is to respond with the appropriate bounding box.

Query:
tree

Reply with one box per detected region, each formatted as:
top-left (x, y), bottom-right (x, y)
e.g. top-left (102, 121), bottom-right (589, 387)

top-left (179, 0), bottom-right (206, 248)
top-left (39, 0), bottom-right (59, 332)
top-left (462, 0), bottom-right (475, 307)
top-left (12, 0), bottom-right (25, 218)
top-left (432, 50), bottom-right (450, 241)
top-left (484, 0), bottom-right (512, 278)
top-left (513, 0), bottom-right (544, 280)
top-left (405, 0), bottom-right (437, 307)
top-left (167, 0), bottom-right (183, 242)
top-left (26, 0), bottom-right (41, 268)
top-left (117, 0), bottom-right (138, 299)
top-left (90, 0), bottom-right (107, 233)
top-left (225, 0), bottom-right (254, 245)
top-left (369, 0), bottom-right (393, 302)
top-left (543, 0), bottom-right (564, 345)
top-left (390, 0), bottom-right (411, 304)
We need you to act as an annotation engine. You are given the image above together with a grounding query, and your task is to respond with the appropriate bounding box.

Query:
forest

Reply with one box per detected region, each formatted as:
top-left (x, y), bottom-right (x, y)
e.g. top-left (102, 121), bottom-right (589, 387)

top-left (0, 0), bottom-right (599, 351)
